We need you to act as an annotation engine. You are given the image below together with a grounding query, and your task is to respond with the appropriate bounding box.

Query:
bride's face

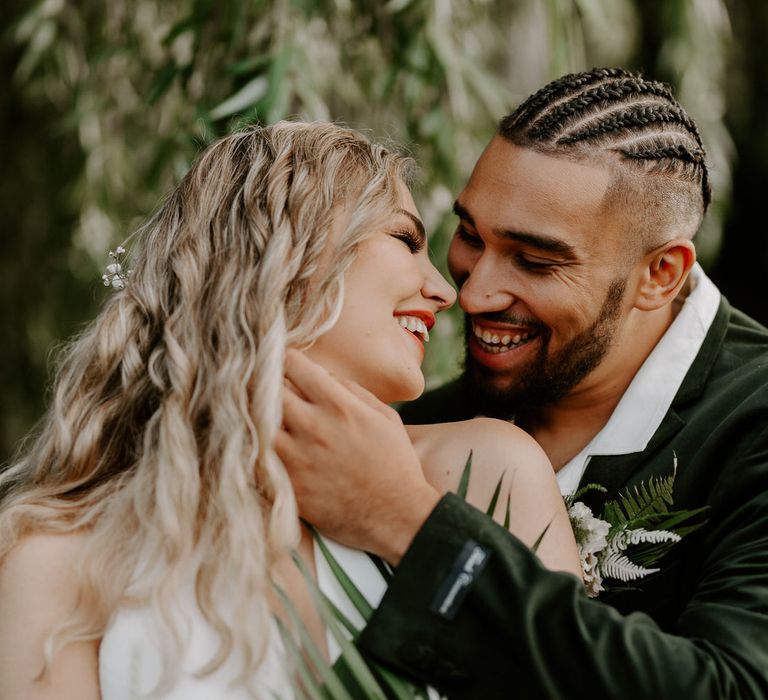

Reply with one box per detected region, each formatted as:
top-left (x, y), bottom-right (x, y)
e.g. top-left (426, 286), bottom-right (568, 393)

top-left (306, 182), bottom-right (456, 403)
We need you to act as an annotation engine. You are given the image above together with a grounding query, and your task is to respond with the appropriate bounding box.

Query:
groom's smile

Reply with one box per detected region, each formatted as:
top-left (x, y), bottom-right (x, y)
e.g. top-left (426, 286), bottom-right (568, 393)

top-left (470, 318), bottom-right (538, 352)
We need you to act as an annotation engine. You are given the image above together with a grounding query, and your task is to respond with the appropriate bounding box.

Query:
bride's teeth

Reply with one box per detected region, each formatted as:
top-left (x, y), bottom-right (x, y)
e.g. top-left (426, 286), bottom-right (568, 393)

top-left (482, 330), bottom-right (493, 343)
top-left (396, 315), bottom-right (431, 342)
top-left (501, 335), bottom-right (511, 345)
top-left (491, 334), bottom-right (500, 344)
top-left (512, 334), bottom-right (521, 344)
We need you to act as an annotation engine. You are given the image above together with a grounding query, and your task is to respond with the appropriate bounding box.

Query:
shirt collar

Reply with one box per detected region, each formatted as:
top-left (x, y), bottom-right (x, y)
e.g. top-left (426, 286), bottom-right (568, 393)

top-left (557, 263), bottom-right (721, 496)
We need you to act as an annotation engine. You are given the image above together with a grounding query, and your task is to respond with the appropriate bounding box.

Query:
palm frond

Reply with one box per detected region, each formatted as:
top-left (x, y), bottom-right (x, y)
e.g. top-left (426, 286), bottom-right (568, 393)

top-left (310, 529), bottom-right (373, 621)
top-left (485, 472), bottom-right (504, 516)
top-left (456, 450), bottom-right (473, 500)
top-left (274, 585), bottom-right (356, 700)
top-left (291, 555), bottom-right (390, 700)
top-left (530, 519), bottom-right (553, 553)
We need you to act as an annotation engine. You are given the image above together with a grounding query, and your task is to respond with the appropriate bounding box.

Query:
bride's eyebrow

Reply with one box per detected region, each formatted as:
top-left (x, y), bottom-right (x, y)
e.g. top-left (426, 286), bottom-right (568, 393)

top-left (396, 209), bottom-right (426, 243)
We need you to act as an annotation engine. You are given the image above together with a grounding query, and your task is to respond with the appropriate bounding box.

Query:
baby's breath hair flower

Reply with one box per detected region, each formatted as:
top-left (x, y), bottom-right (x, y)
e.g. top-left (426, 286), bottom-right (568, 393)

top-left (102, 245), bottom-right (131, 290)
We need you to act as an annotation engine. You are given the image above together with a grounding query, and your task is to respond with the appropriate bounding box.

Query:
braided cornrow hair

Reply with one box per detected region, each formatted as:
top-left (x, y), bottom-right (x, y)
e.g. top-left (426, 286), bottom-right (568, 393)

top-left (500, 67), bottom-right (711, 213)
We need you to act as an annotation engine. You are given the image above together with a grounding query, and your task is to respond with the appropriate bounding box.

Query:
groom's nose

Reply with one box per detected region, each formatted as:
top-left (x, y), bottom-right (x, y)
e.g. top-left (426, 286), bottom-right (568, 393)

top-left (456, 255), bottom-right (517, 315)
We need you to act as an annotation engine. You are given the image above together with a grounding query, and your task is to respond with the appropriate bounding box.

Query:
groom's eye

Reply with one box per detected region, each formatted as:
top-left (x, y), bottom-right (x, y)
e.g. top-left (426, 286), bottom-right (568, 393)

top-left (455, 225), bottom-right (482, 248)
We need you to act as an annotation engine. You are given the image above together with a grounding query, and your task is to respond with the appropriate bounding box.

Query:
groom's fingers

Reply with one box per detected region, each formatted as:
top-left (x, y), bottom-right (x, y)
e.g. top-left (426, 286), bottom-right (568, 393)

top-left (284, 348), bottom-right (350, 408)
top-left (284, 349), bottom-right (398, 423)
top-left (281, 380), bottom-right (309, 433)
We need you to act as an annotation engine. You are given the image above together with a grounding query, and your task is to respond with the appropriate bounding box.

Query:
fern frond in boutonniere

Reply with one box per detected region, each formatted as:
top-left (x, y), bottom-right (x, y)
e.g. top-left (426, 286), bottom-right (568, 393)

top-left (566, 453), bottom-right (709, 597)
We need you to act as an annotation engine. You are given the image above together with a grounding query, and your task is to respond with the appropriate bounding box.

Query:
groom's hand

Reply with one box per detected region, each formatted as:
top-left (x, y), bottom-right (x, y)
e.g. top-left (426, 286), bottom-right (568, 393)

top-left (276, 349), bottom-right (440, 565)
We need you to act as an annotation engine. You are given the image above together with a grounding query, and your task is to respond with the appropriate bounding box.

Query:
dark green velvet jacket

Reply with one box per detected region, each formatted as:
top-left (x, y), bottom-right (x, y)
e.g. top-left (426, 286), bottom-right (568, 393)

top-left (357, 298), bottom-right (768, 699)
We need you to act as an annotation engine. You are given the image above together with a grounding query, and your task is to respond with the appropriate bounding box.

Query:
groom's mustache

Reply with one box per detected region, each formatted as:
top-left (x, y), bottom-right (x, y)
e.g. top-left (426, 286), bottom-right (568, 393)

top-left (464, 311), bottom-right (549, 334)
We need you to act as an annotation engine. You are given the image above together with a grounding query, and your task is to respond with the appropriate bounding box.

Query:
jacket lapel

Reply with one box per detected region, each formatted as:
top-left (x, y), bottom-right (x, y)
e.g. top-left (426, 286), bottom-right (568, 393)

top-left (577, 411), bottom-right (685, 512)
top-left (576, 296), bottom-right (731, 512)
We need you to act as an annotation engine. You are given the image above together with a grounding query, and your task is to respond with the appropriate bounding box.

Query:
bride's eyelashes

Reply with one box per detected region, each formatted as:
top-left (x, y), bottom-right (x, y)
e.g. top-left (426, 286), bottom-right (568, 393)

top-left (391, 229), bottom-right (424, 254)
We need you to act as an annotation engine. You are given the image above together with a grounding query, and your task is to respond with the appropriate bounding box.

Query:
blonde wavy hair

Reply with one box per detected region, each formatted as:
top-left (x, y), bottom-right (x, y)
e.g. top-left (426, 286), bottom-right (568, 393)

top-left (0, 121), bottom-right (414, 690)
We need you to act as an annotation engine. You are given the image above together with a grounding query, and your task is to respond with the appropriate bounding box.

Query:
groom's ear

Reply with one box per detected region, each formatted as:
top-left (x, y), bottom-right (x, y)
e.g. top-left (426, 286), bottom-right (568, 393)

top-left (633, 238), bottom-right (696, 312)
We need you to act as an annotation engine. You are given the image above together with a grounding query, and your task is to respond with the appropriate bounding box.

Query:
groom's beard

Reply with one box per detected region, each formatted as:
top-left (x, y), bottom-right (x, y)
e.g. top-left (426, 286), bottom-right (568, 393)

top-left (461, 278), bottom-right (627, 420)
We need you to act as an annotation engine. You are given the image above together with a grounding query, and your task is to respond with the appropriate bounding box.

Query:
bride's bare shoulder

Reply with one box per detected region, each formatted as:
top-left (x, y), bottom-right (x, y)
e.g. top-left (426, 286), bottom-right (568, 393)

top-left (408, 417), bottom-right (547, 466)
top-left (1, 530), bottom-right (89, 585)
top-left (0, 531), bottom-right (99, 699)
top-left (0, 530), bottom-right (90, 634)
top-left (407, 418), bottom-right (552, 509)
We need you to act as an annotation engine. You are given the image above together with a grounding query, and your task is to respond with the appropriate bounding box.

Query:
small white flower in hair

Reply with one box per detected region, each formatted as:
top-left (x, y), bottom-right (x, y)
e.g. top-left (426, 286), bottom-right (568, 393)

top-left (103, 246), bottom-right (131, 290)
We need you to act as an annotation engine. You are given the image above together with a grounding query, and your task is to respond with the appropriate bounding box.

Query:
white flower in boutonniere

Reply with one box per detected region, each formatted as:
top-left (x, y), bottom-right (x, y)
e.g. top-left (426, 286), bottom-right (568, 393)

top-left (567, 501), bottom-right (611, 597)
top-left (566, 454), bottom-right (709, 598)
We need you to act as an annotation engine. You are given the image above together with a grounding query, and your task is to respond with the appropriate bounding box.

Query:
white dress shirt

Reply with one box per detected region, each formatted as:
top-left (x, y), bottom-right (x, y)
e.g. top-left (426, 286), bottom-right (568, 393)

top-left (556, 263), bottom-right (721, 496)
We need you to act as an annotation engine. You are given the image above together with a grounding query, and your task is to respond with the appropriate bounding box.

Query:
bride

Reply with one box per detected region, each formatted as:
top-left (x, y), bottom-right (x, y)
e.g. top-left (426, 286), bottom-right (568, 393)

top-left (0, 121), bottom-right (581, 699)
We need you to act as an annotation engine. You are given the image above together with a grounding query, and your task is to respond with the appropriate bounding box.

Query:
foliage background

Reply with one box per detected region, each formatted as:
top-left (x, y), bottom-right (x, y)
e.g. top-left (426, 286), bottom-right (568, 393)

top-left (2, 0), bottom-right (767, 464)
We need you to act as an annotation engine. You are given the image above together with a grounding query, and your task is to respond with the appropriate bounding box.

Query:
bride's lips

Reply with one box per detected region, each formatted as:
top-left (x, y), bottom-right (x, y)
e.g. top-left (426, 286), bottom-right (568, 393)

top-left (394, 310), bottom-right (436, 358)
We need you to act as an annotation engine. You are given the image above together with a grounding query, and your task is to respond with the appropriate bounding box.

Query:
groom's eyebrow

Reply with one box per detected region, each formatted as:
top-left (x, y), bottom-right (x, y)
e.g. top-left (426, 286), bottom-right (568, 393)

top-left (453, 200), bottom-right (476, 228)
top-left (397, 209), bottom-right (426, 242)
top-left (453, 199), bottom-right (575, 257)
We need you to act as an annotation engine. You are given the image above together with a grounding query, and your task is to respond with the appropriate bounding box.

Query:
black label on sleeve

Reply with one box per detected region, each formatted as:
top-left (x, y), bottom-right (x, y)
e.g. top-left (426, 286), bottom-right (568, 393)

top-left (429, 539), bottom-right (491, 620)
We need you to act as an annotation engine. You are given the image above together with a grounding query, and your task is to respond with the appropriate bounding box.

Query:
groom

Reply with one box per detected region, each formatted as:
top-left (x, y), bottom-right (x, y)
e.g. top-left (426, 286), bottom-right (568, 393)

top-left (278, 68), bottom-right (768, 698)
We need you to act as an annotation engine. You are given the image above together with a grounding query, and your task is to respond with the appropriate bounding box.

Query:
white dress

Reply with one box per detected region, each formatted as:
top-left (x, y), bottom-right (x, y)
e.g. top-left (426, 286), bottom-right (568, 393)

top-left (99, 538), bottom-right (409, 699)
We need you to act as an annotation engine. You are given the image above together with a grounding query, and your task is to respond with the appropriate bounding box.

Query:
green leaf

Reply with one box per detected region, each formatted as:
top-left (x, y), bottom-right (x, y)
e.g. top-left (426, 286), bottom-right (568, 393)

top-left (293, 556), bottom-right (389, 700)
top-left (567, 482), bottom-right (607, 506)
top-left (147, 61), bottom-right (179, 106)
top-left (273, 617), bottom-right (329, 700)
top-left (601, 468), bottom-right (682, 528)
top-left (208, 75), bottom-right (268, 120)
top-left (456, 450), bottom-right (473, 500)
top-left (370, 663), bottom-right (430, 700)
top-left (229, 54), bottom-right (271, 76)
top-left (531, 519), bottom-right (553, 553)
top-left (312, 530), bottom-right (373, 621)
top-left (264, 44), bottom-right (294, 123)
top-left (274, 586), bottom-right (355, 700)
top-left (503, 491), bottom-right (512, 530)
top-left (485, 473), bottom-right (504, 516)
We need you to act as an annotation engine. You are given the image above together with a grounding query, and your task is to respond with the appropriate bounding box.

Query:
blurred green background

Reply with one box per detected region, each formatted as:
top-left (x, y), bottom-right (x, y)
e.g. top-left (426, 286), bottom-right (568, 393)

top-left (2, 0), bottom-right (767, 465)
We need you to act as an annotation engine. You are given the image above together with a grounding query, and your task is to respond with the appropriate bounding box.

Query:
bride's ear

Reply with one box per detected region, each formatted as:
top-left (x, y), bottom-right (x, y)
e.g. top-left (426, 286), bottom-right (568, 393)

top-left (633, 238), bottom-right (696, 311)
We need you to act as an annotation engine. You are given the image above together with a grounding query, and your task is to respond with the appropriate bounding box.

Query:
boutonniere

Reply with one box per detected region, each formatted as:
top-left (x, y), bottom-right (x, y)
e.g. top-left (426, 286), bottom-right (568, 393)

top-left (565, 454), bottom-right (709, 597)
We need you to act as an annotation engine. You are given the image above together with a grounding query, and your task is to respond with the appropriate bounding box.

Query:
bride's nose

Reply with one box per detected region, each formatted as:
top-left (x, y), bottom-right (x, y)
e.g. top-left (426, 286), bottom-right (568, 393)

top-left (422, 261), bottom-right (457, 311)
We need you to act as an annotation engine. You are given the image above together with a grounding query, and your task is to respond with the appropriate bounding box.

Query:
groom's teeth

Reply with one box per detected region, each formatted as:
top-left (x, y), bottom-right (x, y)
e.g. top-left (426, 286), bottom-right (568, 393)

top-left (472, 321), bottom-right (535, 352)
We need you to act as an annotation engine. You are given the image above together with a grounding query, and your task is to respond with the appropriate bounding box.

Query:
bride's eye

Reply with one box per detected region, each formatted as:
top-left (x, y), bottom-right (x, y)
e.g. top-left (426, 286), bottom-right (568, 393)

top-left (391, 229), bottom-right (423, 254)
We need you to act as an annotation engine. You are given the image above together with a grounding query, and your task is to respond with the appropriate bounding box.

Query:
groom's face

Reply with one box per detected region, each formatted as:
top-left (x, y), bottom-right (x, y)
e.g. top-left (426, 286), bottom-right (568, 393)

top-left (448, 137), bottom-right (632, 415)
